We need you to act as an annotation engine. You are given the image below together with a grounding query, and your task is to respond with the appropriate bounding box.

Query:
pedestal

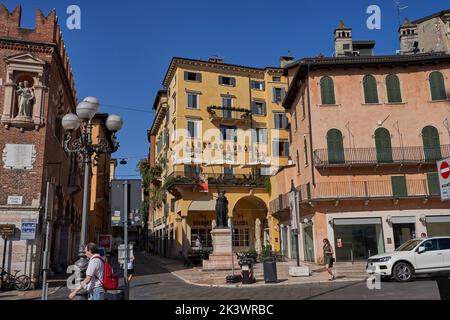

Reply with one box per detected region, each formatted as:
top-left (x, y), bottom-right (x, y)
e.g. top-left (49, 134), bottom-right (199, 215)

top-left (202, 228), bottom-right (238, 271)
top-left (289, 266), bottom-right (311, 277)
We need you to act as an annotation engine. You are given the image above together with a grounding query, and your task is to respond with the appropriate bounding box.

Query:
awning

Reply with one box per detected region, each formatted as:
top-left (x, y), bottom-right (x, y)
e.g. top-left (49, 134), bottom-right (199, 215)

top-left (426, 215), bottom-right (450, 223)
top-left (188, 199), bottom-right (216, 211)
top-left (392, 216), bottom-right (416, 224)
top-left (333, 218), bottom-right (382, 226)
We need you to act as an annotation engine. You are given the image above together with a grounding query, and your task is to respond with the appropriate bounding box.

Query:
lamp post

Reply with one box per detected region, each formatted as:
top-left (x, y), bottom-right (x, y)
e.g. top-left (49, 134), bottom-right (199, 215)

top-left (62, 97), bottom-right (123, 295)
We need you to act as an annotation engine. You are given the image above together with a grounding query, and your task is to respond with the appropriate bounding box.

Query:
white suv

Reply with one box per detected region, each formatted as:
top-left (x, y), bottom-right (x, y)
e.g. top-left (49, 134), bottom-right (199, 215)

top-left (366, 237), bottom-right (450, 282)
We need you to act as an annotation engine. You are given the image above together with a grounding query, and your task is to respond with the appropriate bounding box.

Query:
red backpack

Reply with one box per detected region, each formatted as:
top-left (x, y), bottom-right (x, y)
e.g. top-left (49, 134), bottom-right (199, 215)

top-left (92, 256), bottom-right (119, 291)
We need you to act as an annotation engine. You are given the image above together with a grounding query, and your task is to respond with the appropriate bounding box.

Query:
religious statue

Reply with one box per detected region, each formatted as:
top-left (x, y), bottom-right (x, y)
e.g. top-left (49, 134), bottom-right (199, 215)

top-left (16, 81), bottom-right (34, 118)
top-left (215, 191), bottom-right (229, 228)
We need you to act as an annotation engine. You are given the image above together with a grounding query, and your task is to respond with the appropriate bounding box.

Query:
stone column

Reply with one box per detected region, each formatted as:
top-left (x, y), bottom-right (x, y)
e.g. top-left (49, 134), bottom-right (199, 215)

top-left (255, 218), bottom-right (262, 255)
top-left (287, 225), bottom-right (292, 259)
top-left (280, 224), bottom-right (285, 258)
top-left (182, 217), bottom-right (187, 258)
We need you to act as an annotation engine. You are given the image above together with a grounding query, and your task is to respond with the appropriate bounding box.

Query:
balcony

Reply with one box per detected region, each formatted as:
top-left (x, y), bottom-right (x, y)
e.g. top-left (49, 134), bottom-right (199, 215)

top-left (298, 178), bottom-right (439, 204)
top-left (313, 145), bottom-right (450, 168)
top-left (164, 172), bottom-right (265, 191)
top-left (207, 106), bottom-right (251, 126)
top-left (269, 192), bottom-right (290, 215)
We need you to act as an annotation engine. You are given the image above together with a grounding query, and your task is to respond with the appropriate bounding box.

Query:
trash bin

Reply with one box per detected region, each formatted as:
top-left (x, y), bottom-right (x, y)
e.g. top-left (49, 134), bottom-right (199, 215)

top-left (433, 271), bottom-right (450, 300)
top-left (263, 258), bottom-right (277, 283)
top-left (240, 258), bottom-right (255, 285)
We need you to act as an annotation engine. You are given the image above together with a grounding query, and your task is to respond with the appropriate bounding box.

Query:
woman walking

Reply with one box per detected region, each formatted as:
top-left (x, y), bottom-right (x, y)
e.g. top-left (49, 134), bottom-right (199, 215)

top-left (323, 239), bottom-right (336, 281)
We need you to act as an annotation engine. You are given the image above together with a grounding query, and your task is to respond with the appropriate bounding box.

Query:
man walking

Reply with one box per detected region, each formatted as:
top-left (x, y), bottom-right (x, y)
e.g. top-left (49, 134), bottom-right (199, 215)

top-left (69, 243), bottom-right (105, 300)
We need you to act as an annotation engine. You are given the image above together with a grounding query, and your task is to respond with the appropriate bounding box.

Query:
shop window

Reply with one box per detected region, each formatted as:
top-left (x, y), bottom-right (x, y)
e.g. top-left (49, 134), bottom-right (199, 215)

top-left (233, 228), bottom-right (250, 247)
top-left (191, 228), bottom-right (212, 248)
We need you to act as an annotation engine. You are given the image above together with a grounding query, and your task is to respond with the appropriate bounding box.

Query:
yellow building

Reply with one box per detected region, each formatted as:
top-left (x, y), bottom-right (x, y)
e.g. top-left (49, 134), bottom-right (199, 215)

top-left (149, 57), bottom-right (292, 258)
top-left (88, 113), bottom-right (117, 243)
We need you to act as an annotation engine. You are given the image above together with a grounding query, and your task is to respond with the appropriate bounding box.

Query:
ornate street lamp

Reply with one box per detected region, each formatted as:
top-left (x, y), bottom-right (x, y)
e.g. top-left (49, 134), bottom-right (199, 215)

top-left (62, 97), bottom-right (123, 294)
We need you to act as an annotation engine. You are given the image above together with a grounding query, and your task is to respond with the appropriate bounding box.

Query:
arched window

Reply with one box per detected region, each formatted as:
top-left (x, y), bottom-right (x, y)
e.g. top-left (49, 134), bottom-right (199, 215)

top-left (429, 71), bottom-right (447, 101)
top-left (386, 74), bottom-right (402, 103)
top-left (327, 129), bottom-right (345, 164)
top-left (422, 126), bottom-right (442, 161)
top-left (375, 128), bottom-right (393, 163)
top-left (363, 75), bottom-right (379, 104)
top-left (320, 76), bottom-right (336, 105)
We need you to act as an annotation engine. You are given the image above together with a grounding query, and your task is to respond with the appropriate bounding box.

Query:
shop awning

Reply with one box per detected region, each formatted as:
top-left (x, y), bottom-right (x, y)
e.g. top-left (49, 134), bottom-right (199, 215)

top-left (392, 216), bottom-right (416, 224)
top-left (188, 199), bottom-right (216, 211)
top-left (426, 215), bottom-right (450, 223)
top-left (333, 218), bottom-right (382, 226)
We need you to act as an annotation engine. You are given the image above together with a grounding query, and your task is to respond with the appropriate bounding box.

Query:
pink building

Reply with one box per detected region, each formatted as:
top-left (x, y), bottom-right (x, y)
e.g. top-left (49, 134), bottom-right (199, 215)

top-left (272, 16), bottom-right (450, 264)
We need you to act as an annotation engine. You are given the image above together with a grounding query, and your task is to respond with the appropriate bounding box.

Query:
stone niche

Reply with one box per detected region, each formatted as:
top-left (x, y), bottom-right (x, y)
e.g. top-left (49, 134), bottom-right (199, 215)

top-left (1, 53), bottom-right (47, 131)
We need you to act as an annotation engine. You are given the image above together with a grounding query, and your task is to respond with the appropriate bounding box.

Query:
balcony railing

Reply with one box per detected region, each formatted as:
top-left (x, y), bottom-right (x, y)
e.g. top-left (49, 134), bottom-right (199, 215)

top-left (313, 145), bottom-right (450, 167)
top-left (298, 179), bottom-right (439, 202)
top-left (207, 106), bottom-right (252, 125)
top-left (164, 172), bottom-right (266, 189)
top-left (269, 192), bottom-right (290, 214)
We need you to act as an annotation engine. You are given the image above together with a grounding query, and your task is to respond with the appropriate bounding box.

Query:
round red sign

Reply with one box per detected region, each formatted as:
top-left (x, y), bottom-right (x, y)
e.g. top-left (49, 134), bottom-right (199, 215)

top-left (440, 161), bottom-right (450, 179)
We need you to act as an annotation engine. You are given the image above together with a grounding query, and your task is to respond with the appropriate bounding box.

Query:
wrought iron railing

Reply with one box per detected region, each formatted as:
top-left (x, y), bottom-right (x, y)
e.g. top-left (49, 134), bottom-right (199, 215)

top-left (207, 106), bottom-right (252, 122)
top-left (298, 179), bottom-right (439, 202)
top-left (313, 145), bottom-right (450, 167)
top-left (164, 172), bottom-right (266, 189)
top-left (269, 192), bottom-right (290, 214)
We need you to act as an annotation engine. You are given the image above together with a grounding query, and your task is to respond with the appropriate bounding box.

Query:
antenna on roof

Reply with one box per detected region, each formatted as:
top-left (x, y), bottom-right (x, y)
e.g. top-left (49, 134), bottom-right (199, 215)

top-left (394, 0), bottom-right (409, 27)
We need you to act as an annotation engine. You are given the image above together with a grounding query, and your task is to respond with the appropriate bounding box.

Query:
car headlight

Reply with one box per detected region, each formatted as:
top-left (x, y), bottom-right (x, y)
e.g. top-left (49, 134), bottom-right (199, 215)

top-left (378, 256), bottom-right (391, 262)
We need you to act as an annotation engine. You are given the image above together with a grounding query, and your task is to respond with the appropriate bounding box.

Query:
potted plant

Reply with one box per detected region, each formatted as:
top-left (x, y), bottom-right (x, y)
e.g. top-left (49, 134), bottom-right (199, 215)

top-left (262, 245), bottom-right (277, 283)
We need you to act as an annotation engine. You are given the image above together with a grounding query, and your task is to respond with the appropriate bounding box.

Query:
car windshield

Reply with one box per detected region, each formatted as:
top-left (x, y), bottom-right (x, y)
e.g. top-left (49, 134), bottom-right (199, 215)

top-left (395, 239), bottom-right (423, 251)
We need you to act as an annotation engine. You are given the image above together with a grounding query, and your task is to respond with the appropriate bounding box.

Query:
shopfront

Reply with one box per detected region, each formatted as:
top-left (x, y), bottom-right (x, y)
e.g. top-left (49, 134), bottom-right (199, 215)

top-left (391, 216), bottom-right (417, 249)
top-left (333, 218), bottom-right (385, 262)
top-left (426, 215), bottom-right (450, 237)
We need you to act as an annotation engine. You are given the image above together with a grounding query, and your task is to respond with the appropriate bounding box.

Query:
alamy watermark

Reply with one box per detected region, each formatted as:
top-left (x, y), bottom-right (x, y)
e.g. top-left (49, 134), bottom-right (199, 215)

top-left (66, 265), bottom-right (82, 290)
top-left (66, 5), bottom-right (81, 30)
top-left (367, 5), bottom-right (381, 30)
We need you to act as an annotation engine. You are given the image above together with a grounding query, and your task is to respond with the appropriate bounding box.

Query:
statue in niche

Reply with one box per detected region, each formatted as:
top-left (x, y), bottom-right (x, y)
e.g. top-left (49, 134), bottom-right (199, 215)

top-left (16, 81), bottom-right (34, 118)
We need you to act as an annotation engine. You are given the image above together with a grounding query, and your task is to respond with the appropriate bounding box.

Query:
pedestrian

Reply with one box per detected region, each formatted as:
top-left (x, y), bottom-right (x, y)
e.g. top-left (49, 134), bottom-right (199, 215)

top-left (195, 236), bottom-right (203, 252)
top-left (127, 255), bottom-right (135, 282)
top-left (69, 243), bottom-right (105, 300)
top-left (323, 239), bottom-right (336, 281)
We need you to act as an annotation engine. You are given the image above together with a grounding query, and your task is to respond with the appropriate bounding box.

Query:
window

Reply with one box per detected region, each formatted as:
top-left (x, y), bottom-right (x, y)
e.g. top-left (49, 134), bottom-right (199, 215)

top-left (253, 128), bottom-right (268, 144)
top-left (343, 44), bottom-right (350, 50)
top-left (375, 128), bottom-right (393, 163)
top-left (191, 228), bottom-right (212, 248)
top-left (272, 76), bottom-right (281, 82)
top-left (222, 97), bottom-right (233, 118)
top-left (274, 113), bottom-right (288, 129)
top-left (438, 238), bottom-right (450, 250)
top-left (386, 74), bottom-right (402, 103)
top-left (184, 165), bottom-right (200, 176)
top-left (272, 140), bottom-right (289, 157)
top-left (184, 71), bottom-right (202, 82)
top-left (293, 111), bottom-right (298, 130)
top-left (219, 76), bottom-right (236, 87)
top-left (259, 167), bottom-right (271, 176)
top-left (327, 129), bottom-right (345, 164)
top-left (391, 176), bottom-right (407, 198)
top-left (302, 95), bottom-right (306, 119)
top-left (220, 125), bottom-right (237, 141)
top-left (171, 199), bottom-right (176, 213)
top-left (320, 76), bottom-right (336, 105)
top-left (172, 93), bottom-right (177, 113)
top-left (187, 92), bottom-right (199, 109)
top-left (427, 173), bottom-right (440, 196)
top-left (363, 75), bottom-right (379, 103)
top-left (296, 151), bottom-right (301, 175)
top-left (165, 108), bottom-right (170, 126)
top-left (273, 87), bottom-right (286, 103)
top-left (422, 126), bottom-right (442, 161)
top-left (187, 119), bottom-right (199, 138)
top-left (224, 167), bottom-right (234, 176)
top-left (251, 100), bottom-right (266, 116)
top-left (251, 80), bottom-right (265, 90)
top-left (233, 228), bottom-right (250, 247)
top-left (420, 239), bottom-right (439, 252)
top-left (304, 137), bottom-right (308, 166)
top-left (429, 71), bottom-right (447, 101)
top-left (172, 121), bottom-right (177, 141)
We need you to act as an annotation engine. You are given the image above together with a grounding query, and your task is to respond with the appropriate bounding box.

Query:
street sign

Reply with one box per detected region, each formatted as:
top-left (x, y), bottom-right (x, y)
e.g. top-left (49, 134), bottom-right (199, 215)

top-left (118, 244), bottom-right (134, 265)
top-left (0, 225), bottom-right (15, 237)
top-left (438, 159), bottom-right (450, 201)
top-left (98, 235), bottom-right (112, 252)
top-left (20, 219), bottom-right (37, 240)
top-left (7, 196), bottom-right (23, 205)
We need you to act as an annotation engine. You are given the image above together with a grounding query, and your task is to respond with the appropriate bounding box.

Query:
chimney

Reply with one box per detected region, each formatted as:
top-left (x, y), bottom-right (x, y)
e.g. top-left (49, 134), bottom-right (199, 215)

top-left (334, 20), bottom-right (353, 57)
top-left (280, 56), bottom-right (294, 68)
top-left (208, 57), bottom-right (224, 64)
top-left (399, 18), bottom-right (419, 55)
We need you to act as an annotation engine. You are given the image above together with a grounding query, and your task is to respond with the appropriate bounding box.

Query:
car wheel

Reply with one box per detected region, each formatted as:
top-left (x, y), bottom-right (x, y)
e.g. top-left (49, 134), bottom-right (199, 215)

top-left (393, 262), bottom-right (414, 282)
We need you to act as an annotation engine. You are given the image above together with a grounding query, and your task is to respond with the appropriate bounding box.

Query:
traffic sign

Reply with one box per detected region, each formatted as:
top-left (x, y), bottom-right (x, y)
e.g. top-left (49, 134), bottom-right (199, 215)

top-left (0, 224), bottom-right (15, 237)
top-left (98, 235), bottom-right (112, 252)
top-left (118, 244), bottom-right (134, 265)
top-left (20, 219), bottom-right (37, 240)
top-left (437, 159), bottom-right (450, 201)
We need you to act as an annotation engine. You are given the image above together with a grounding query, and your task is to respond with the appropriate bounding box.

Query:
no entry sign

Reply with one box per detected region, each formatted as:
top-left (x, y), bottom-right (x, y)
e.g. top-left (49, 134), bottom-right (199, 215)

top-left (437, 159), bottom-right (450, 201)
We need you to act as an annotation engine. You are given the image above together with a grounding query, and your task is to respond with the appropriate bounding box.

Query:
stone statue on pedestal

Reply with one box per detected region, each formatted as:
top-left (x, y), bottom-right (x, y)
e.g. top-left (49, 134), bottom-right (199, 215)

top-left (215, 191), bottom-right (229, 228)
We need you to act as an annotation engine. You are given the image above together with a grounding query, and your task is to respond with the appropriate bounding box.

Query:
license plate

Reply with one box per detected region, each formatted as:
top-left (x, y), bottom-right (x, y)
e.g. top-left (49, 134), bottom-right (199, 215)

top-left (242, 265), bottom-right (249, 271)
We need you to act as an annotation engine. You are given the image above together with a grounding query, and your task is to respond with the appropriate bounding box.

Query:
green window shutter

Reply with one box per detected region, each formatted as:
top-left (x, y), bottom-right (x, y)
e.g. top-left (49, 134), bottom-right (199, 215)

top-left (429, 71), bottom-right (447, 101)
top-left (320, 76), bottom-right (335, 105)
top-left (422, 126), bottom-right (442, 161)
top-left (363, 75), bottom-right (379, 103)
top-left (386, 74), bottom-right (402, 103)
top-left (375, 128), bottom-right (393, 163)
top-left (391, 176), bottom-right (407, 198)
top-left (327, 129), bottom-right (345, 164)
top-left (427, 173), bottom-right (440, 196)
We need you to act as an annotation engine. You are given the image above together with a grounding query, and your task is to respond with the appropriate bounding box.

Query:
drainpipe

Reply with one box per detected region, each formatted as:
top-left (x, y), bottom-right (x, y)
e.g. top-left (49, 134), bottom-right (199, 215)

top-left (306, 65), bottom-right (315, 187)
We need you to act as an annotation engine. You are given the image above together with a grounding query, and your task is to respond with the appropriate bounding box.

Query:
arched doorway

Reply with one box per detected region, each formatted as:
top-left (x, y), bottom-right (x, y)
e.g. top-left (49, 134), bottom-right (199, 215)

top-left (232, 196), bottom-right (268, 254)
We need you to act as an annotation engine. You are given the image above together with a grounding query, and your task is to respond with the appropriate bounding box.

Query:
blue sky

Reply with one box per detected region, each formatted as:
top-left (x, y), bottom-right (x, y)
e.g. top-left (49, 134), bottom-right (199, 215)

top-left (2, 0), bottom-right (448, 178)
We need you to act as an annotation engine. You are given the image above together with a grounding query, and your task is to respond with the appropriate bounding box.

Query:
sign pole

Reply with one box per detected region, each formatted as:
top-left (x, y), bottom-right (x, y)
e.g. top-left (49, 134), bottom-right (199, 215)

top-left (123, 181), bottom-right (129, 300)
top-left (1, 236), bottom-right (7, 287)
top-left (42, 182), bottom-right (51, 300)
